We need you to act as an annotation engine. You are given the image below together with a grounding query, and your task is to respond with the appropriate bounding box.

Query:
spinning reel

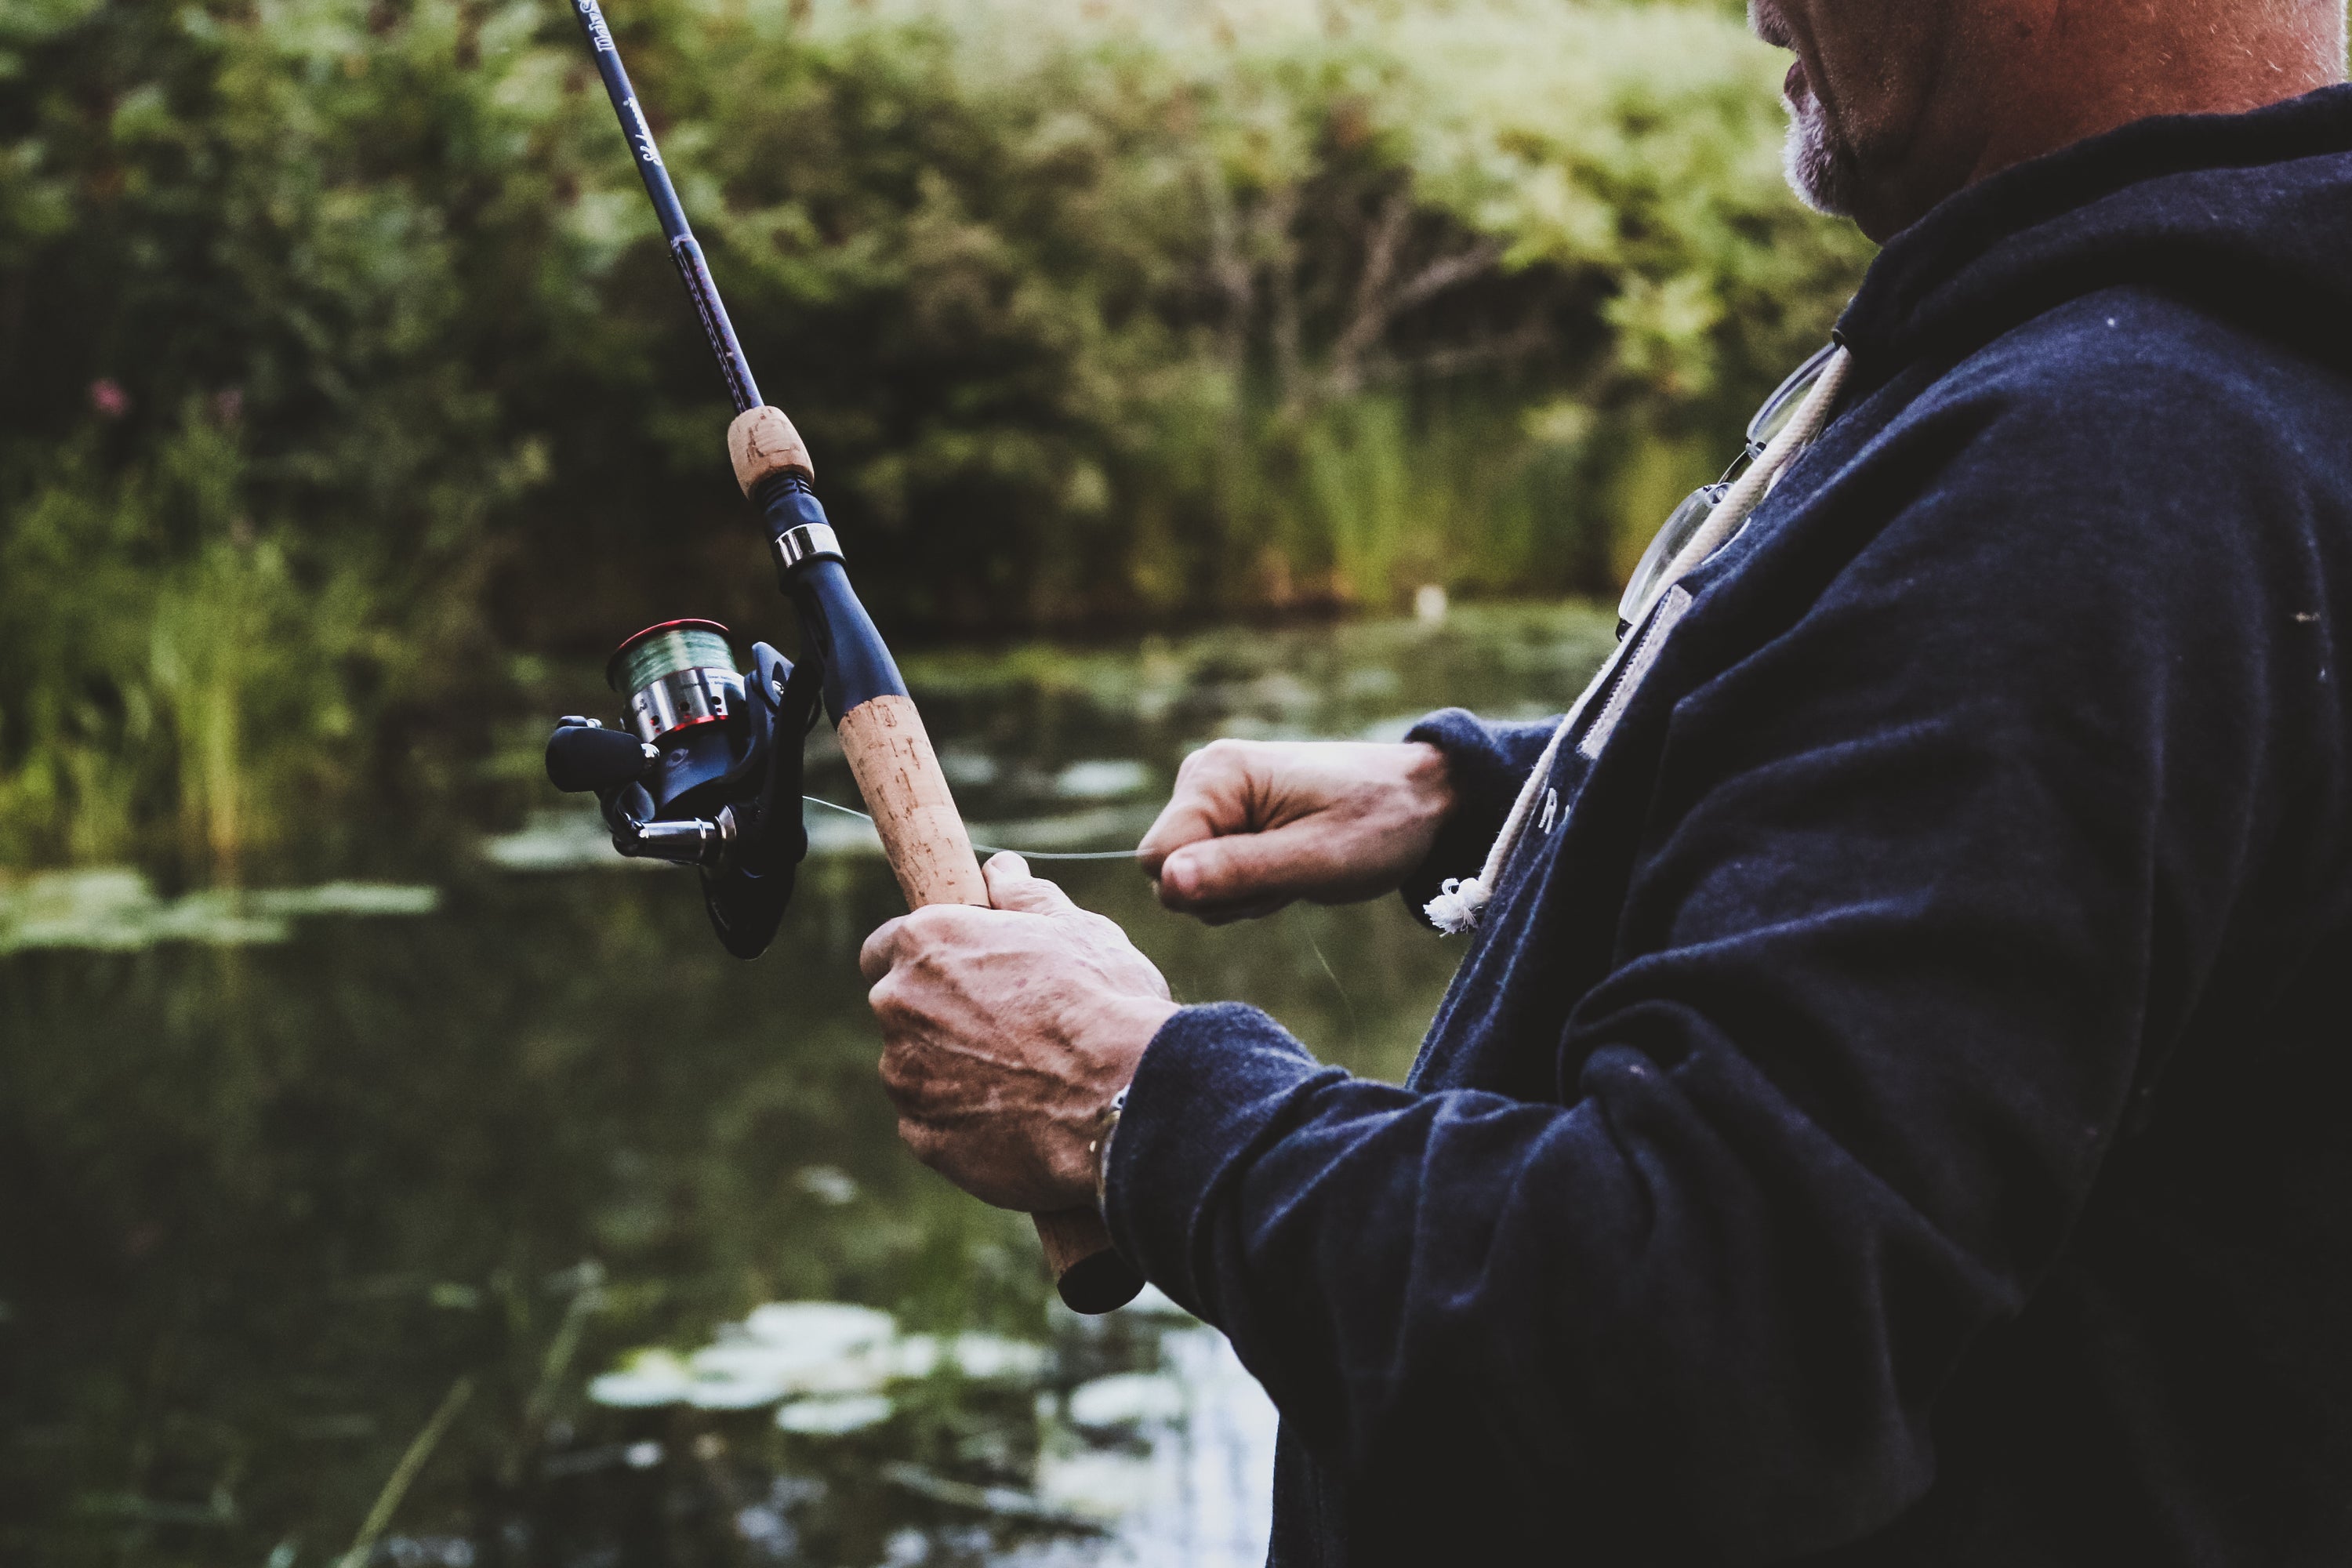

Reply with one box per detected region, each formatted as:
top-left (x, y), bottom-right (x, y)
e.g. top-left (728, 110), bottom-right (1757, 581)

top-left (545, 616), bottom-right (819, 961)
top-left (540, 473), bottom-right (911, 966)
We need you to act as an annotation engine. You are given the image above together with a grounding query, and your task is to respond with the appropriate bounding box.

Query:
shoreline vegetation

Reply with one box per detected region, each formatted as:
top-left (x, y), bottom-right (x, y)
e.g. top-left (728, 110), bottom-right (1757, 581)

top-left (0, 0), bottom-right (1869, 869)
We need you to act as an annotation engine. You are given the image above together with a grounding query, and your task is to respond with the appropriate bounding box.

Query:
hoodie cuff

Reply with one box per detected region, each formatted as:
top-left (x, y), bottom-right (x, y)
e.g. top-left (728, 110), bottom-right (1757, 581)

top-left (1398, 708), bottom-right (1555, 925)
top-left (1101, 1002), bottom-right (1341, 1321)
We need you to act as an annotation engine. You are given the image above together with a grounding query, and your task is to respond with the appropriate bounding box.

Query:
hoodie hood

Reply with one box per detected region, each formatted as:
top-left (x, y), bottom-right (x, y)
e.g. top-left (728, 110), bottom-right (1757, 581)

top-left (1838, 83), bottom-right (2352, 394)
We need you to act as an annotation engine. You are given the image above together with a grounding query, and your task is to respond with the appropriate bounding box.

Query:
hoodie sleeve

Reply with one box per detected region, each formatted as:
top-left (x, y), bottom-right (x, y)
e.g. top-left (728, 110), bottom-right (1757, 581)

top-left (1396, 710), bottom-right (1563, 922)
top-left (1100, 331), bottom-right (2316, 1556)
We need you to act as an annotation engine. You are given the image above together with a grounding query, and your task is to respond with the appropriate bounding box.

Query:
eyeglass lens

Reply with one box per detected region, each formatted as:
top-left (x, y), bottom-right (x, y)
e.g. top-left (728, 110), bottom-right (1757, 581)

top-left (1617, 482), bottom-right (1727, 631)
top-left (1744, 341), bottom-right (1842, 456)
top-left (1615, 343), bottom-right (1838, 634)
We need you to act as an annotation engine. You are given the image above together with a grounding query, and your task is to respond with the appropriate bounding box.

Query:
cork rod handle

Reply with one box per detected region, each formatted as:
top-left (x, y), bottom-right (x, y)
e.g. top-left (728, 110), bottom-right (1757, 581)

top-left (836, 694), bottom-right (1142, 1313)
top-left (739, 405), bottom-right (1142, 1316)
top-left (834, 695), bottom-right (989, 908)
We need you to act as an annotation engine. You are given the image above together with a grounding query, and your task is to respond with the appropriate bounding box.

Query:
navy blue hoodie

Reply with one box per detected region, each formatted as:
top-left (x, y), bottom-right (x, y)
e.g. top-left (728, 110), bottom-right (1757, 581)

top-left (1102, 87), bottom-right (2352, 1566)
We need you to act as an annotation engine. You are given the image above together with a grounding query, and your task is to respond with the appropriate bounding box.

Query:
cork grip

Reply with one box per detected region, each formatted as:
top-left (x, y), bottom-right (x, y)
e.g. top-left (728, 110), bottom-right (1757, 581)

top-left (837, 696), bottom-right (1142, 1313)
top-left (728, 405), bottom-right (813, 495)
top-left (836, 695), bottom-right (989, 909)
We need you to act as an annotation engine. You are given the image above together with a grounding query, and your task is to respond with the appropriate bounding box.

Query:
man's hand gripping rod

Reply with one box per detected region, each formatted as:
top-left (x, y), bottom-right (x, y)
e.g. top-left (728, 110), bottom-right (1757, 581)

top-left (557, 0), bottom-right (1142, 1313)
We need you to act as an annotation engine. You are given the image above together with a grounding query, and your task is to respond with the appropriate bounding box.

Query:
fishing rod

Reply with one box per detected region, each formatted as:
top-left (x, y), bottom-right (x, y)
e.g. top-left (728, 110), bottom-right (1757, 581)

top-left (541, 0), bottom-right (1142, 1314)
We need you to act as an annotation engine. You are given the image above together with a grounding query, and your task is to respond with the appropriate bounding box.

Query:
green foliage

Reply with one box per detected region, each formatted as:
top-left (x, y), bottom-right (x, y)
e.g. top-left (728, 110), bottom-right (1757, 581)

top-left (0, 0), bottom-right (1871, 864)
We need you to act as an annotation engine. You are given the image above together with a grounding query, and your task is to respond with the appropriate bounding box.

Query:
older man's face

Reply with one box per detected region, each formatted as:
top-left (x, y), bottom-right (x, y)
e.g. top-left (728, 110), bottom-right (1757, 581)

top-left (1750, 0), bottom-right (1956, 222)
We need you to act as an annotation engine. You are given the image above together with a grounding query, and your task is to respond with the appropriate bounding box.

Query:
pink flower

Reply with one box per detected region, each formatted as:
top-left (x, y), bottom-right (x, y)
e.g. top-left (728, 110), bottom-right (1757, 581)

top-left (89, 379), bottom-right (129, 419)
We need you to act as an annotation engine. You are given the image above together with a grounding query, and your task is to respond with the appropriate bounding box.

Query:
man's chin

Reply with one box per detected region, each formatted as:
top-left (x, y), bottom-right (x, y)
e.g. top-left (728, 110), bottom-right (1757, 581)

top-left (1783, 96), bottom-right (1862, 218)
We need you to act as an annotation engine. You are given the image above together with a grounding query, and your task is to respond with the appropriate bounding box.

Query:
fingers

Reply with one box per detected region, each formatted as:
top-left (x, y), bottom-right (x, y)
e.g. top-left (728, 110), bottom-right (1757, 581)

top-left (1135, 795), bottom-right (1223, 880)
top-left (982, 852), bottom-right (1081, 916)
top-left (862, 877), bottom-right (1095, 1001)
top-left (1180, 893), bottom-right (1290, 927)
top-left (858, 916), bottom-right (907, 982)
top-left (860, 902), bottom-right (989, 985)
top-left (1135, 739), bottom-right (1260, 878)
top-left (1156, 826), bottom-right (1337, 917)
top-left (1138, 739), bottom-right (1351, 919)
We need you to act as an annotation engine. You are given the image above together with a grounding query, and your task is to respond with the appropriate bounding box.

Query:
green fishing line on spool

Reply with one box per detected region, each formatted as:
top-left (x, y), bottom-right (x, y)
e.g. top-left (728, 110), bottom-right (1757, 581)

top-left (608, 625), bottom-right (737, 695)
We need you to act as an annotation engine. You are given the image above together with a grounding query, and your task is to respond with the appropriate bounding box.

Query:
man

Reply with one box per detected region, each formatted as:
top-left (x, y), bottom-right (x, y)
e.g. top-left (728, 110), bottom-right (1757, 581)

top-left (860, 0), bottom-right (2352, 1560)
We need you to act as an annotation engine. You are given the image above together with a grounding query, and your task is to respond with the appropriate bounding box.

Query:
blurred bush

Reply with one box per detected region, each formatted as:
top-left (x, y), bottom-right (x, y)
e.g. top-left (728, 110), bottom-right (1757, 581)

top-left (0, 0), bottom-right (1869, 865)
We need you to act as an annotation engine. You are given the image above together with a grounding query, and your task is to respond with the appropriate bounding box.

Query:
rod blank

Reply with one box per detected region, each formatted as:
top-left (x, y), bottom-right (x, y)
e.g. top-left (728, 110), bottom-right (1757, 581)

top-left (564, 0), bottom-right (760, 414)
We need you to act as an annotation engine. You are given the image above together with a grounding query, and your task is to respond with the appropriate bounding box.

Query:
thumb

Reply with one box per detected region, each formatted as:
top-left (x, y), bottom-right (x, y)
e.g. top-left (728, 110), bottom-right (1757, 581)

top-left (982, 851), bottom-right (1080, 916)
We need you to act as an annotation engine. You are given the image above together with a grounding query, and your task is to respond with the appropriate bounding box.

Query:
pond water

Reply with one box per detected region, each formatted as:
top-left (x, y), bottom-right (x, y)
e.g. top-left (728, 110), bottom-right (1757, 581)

top-left (0, 603), bottom-right (1613, 1568)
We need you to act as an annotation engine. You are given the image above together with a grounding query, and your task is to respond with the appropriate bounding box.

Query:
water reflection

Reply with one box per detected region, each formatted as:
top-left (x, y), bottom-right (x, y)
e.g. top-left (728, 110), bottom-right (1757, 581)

top-left (0, 870), bottom-right (440, 952)
top-left (0, 604), bottom-right (1610, 1566)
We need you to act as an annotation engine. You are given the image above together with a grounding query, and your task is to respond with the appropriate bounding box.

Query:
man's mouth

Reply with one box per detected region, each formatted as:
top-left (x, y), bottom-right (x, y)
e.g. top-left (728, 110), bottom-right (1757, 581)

top-left (1751, 5), bottom-right (1812, 107)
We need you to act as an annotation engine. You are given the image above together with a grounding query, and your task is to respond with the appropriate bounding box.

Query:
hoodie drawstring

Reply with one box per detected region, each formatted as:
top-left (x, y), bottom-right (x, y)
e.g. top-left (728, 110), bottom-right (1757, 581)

top-left (1425, 347), bottom-right (1855, 936)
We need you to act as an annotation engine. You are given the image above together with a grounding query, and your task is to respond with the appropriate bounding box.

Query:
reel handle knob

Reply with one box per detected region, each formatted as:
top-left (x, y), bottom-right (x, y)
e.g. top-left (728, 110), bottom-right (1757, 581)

top-left (546, 720), bottom-right (658, 793)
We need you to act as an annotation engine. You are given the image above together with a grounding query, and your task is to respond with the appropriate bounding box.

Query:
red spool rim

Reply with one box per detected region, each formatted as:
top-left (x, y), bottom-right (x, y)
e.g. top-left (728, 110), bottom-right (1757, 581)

top-left (604, 619), bottom-right (734, 691)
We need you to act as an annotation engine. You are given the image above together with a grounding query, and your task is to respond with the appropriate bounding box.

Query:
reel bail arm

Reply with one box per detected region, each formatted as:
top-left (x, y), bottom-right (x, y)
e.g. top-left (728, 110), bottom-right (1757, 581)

top-left (546, 717), bottom-right (738, 866)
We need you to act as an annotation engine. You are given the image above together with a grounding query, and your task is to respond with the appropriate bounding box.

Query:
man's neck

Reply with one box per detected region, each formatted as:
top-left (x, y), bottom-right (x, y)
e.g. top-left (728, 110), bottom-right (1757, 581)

top-left (1860, 1), bottom-right (2347, 238)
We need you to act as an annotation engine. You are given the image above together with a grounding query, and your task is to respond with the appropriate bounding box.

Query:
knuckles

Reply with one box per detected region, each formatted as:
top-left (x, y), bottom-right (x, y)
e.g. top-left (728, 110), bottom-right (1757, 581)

top-left (867, 905), bottom-right (1113, 1035)
top-left (899, 903), bottom-right (975, 945)
top-left (856, 916), bottom-right (903, 982)
top-left (856, 905), bottom-right (998, 979)
top-left (1189, 736), bottom-right (1253, 782)
top-left (865, 904), bottom-right (986, 978)
top-left (1174, 736), bottom-right (1250, 789)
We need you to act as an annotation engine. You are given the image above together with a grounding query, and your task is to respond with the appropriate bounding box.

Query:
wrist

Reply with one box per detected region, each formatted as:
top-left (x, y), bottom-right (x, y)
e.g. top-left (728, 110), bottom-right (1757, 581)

top-left (1091, 1085), bottom-right (1127, 1215)
top-left (1406, 738), bottom-right (1455, 810)
top-left (1097, 995), bottom-right (1179, 1074)
top-left (1400, 739), bottom-right (1458, 858)
top-left (1079, 995), bottom-right (1173, 1211)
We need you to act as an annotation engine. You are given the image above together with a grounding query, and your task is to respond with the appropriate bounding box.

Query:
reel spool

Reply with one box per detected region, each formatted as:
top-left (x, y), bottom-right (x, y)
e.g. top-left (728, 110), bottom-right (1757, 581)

top-left (610, 619), bottom-right (743, 742)
top-left (607, 619), bottom-right (749, 821)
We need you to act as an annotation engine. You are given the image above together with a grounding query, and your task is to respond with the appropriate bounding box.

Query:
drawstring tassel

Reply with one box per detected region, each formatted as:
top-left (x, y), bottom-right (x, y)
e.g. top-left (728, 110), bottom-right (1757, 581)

top-left (1421, 346), bottom-right (1853, 938)
top-left (1418, 698), bottom-right (1579, 935)
top-left (1425, 877), bottom-right (1487, 935)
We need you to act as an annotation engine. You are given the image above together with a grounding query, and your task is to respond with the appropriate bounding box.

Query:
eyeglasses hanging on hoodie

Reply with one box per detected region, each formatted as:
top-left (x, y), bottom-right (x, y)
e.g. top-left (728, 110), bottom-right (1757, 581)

top-left (1616, 342), bottom-right (1846, 636)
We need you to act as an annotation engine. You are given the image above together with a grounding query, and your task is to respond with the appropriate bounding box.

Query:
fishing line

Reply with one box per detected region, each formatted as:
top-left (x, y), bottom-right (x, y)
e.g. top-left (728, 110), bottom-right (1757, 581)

top-left (808, 792), bottom-right (1367, 1043)
top-left (800, 796), bottom-right (1142, 861)
top-left (1294, 906), bottom-right (1363, 1052)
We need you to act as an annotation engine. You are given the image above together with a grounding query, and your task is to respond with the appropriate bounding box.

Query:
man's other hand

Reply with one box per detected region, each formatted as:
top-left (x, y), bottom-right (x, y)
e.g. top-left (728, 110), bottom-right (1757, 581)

top-left (1136, 739), bottom-right (1455, 924)
top-left (861, 854), bottom-right (1178, 1214)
